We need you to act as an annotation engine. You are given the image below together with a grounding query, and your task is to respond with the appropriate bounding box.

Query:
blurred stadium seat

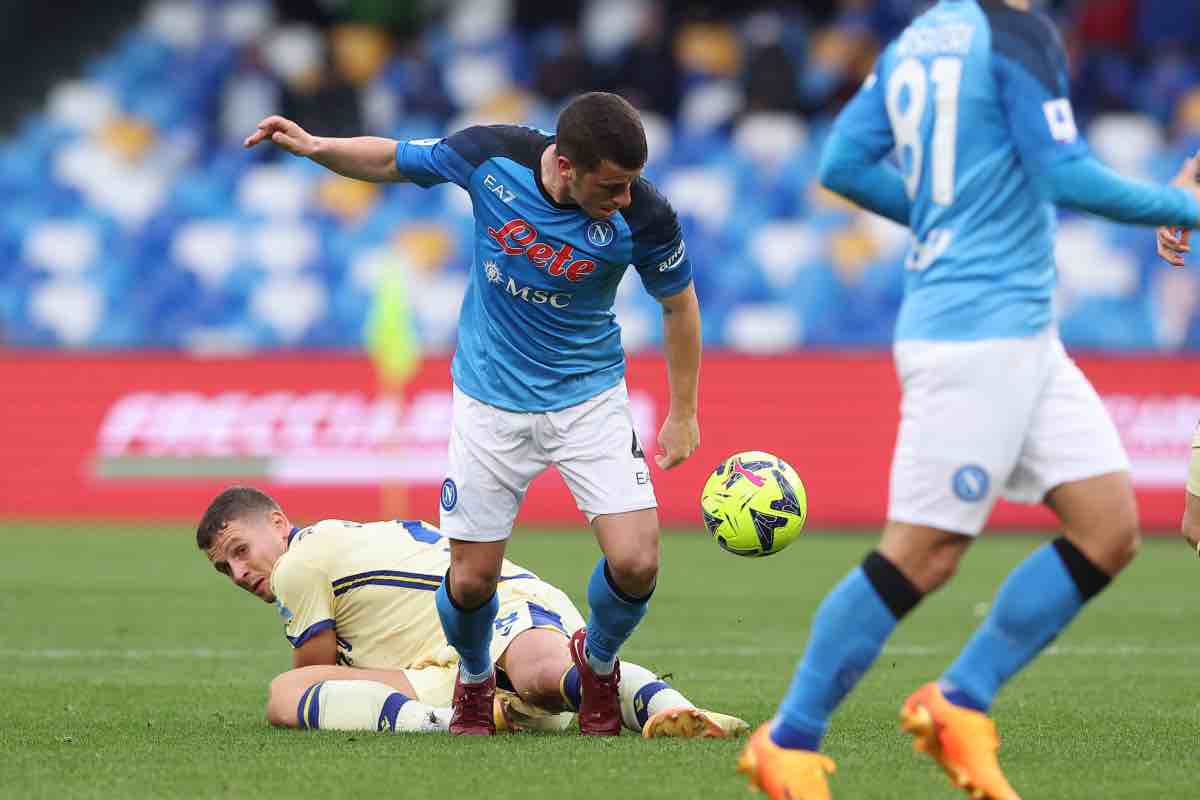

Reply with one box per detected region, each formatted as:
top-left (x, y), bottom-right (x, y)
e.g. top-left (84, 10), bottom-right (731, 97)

top-left (1, 0), bottom-right (1198, 352)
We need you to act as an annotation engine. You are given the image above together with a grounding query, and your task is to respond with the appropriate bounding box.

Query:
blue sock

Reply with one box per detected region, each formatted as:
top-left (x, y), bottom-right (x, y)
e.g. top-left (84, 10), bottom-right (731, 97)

top-left (942, 541), bottom-right (1097, 712)
top-left (772, 563), bottom-right (909, 750)
top-left (585, 558), bottom-right (650, 671)
top-left (435, 580), bottom-right (498, 679)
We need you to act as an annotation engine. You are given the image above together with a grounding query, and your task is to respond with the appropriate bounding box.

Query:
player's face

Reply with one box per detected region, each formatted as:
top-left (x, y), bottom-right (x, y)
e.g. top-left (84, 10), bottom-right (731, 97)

top-left (206, 511), bottom-right (290, 603)
top-left (567, 159), bottom-right (640, 219)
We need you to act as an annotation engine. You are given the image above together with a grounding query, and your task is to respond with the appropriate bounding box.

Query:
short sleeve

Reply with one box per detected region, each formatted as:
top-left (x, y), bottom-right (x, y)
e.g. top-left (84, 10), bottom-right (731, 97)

top-left (271, 557), bottom-right (335, 648)
top-left (989, 8), bottom-right (1088, 170)
top-left (627, 179), bottom-right (693, 299)
top-left (393, 127), bottom-right (485, 188)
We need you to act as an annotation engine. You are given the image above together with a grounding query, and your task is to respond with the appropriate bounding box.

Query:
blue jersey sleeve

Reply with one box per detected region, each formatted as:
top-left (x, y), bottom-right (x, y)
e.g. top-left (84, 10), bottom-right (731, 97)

top-left (393, 128), bottom-right (483, 188)
top-left (989, 6), bottom-right (1088, 171)
top-left (832, 60), bottom-right (895, 162)
top-left (818, 130), bottom-right (912, 225)
top-left (820, 58), bottom-right (912, 224)
top-left (626, 179), bottom-right (693, 299)
top-left (1045, 157), bottom-right (1199, 227)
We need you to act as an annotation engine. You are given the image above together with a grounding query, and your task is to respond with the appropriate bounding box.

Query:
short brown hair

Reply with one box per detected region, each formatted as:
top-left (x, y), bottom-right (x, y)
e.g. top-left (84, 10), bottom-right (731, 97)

top-left (556, 92), bottom-right (647, 172)
top-left (196, 486), bottom-right (281, 550)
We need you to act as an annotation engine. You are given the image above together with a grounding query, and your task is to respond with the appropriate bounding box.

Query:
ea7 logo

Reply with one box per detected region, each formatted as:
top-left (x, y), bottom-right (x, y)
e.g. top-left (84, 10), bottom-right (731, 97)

top-left (483, 174), bottom-right (516, 203)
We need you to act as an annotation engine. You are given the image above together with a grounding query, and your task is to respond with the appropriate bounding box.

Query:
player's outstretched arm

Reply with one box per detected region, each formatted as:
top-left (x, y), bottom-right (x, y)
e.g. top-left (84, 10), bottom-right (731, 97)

top-left (656, 282), bottom-right (700, 470)
top-left (1042, 152), bottom-right (1200, 230)
top-left (244, 115), bottom-right (409, 183)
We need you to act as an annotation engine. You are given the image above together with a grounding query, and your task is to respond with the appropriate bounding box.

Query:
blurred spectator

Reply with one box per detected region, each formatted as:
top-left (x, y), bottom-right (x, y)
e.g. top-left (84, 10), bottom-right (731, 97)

top-left (3, 0), bottom-right (1200, 353)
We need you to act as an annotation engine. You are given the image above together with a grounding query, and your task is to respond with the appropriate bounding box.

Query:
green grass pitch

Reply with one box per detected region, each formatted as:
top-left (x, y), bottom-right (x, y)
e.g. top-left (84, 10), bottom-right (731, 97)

top-left (1, 524), bottom-right (1196, 799)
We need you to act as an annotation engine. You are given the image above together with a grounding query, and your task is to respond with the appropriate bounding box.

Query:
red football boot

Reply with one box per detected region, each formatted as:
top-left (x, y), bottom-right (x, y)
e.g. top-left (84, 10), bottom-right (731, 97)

top-left (568, 628), bottom-right (622, 736)
top-left (449, 671), bottom-right (496, 736)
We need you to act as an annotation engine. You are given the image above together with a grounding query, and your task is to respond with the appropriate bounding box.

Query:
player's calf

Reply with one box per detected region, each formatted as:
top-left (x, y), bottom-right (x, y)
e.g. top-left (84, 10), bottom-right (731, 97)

top-left (593, 508), bottom-right (660, 598)
top-left (1047, 472), bottom-right (1140, 576)
top-left (878, 521), bottom-right (972, 594)
top-left (499, 628), bottom-right (575, 711)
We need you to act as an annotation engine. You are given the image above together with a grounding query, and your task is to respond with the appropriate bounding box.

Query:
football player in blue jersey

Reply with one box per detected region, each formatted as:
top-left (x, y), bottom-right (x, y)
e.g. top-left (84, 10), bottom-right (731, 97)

top-left (244, 92), bottom-right (701, 737)
top-left (738, 2), bottom-right (1200, 799)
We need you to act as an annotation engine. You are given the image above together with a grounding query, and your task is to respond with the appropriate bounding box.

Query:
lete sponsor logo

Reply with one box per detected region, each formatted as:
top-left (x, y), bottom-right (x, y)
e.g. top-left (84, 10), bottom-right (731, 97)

top-left (485, 218), bottom-right (597, 282)
top-left (92, 388), bottom-right (655, 485)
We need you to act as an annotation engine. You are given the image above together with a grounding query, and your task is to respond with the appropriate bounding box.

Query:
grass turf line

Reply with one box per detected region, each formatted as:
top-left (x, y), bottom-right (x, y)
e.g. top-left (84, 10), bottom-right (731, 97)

top-left (0, 525), bottom-right (1195, 799)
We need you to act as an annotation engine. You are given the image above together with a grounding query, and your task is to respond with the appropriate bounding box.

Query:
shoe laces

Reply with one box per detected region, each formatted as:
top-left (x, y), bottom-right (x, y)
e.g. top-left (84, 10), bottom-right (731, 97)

top-left (453, 681), bottom-right (493, 726)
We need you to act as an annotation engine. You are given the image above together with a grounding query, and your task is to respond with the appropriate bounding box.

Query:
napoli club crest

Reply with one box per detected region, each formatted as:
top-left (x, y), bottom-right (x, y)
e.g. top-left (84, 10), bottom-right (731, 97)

top-left (951, 465), bottom-right (989, 503)
top-left (587, 220), bottom-right (614, 247)
top-left (440, 478), bottom-right (458, 511)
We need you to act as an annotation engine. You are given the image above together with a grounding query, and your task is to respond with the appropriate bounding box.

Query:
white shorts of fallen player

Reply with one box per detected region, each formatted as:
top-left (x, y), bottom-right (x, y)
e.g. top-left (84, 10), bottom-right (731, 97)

top-left (888, 327), bottom-right (1129, 536)
top-left (439, 380), bottom-right (657, 542)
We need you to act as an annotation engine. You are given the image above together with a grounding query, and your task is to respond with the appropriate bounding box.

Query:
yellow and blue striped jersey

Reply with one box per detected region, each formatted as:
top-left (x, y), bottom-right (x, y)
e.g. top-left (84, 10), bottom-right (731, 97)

top-left (269, 518), bottom-right (541, 669)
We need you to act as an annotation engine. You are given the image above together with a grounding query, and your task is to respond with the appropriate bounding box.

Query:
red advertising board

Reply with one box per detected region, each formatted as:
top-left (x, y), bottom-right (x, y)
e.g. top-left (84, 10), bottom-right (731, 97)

top-left (0, 352), bottom-right (1194, 530)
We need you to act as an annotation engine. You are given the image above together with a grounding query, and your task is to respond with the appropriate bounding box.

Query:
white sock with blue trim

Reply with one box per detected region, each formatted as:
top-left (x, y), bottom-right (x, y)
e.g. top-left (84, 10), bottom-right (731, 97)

top-left (297, 680), bottom-right (450, 733)
top-left (618, 662), bottom-right (691, 732)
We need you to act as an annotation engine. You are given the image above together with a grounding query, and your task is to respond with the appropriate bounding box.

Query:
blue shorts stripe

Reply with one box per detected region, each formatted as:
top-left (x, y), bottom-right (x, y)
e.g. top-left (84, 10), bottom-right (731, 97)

top-left (527, 602), bottom-right (566, 635)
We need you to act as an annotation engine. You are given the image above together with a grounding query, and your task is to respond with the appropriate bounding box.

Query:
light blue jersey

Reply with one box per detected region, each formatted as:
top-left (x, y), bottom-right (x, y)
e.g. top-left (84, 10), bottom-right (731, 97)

top-left (823, 0), bottom-right (1197, 342)
top-left (394, 125), bottom-right (692, 412)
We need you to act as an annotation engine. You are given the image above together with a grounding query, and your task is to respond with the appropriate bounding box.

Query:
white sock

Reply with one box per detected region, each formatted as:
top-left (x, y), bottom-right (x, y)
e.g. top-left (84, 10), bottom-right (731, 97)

top-left (617, 662), bottom-right (692, 732)
top-left (300, 679), bottom-right (450, 733)
top-left (585, 648), bottom-right (617, 676)
top-left (458, 662), bottom-right (494, 684)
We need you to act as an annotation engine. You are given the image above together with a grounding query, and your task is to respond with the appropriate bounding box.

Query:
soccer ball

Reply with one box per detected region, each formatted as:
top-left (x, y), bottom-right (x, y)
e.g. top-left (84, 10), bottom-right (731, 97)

top-left (700, 451), bottom-right (807, 557)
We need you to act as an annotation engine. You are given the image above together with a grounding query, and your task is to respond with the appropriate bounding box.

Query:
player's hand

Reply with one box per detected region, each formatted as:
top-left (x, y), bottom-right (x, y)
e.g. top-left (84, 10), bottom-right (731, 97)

top-left (1157, 226), bottom-right (1190, 267)
top-left (244, 115), bottom-right (318, 157)
top-left (655, 413), bottom-right (699, 470)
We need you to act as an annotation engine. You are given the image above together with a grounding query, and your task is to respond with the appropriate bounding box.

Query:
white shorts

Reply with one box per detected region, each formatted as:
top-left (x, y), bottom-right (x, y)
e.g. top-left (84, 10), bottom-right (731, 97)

top-left (888, 328), bottom-right (1129, 536)
top-left (439, 381), bottom-right (657, 541)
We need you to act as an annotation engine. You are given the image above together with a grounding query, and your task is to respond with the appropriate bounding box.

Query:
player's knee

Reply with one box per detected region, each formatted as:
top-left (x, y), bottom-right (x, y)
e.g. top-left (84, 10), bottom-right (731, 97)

top-left (1107, 522), bottom-right (1141, 572)
top-left (920, 546), bottom-right (961, 593)
top-left (265, 674), bottom-right (298, 728)
top-left (606, 547), bottom-right (659, 597)
top-left (449, 568), bottom-right (500, 607)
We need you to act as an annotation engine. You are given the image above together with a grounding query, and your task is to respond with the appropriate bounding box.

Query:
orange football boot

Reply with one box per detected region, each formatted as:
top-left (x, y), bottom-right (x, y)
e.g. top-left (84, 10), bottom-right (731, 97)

top-left (737, 723), bottom-right (836, 800)
top-left (899, 683), bottom-right (1021, 800)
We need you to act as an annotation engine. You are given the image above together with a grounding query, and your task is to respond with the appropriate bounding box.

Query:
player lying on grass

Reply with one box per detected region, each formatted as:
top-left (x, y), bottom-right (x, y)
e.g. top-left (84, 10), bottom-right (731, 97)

top-left (197, 486), bottom-right (747, 737)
